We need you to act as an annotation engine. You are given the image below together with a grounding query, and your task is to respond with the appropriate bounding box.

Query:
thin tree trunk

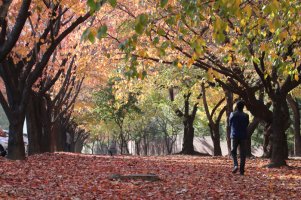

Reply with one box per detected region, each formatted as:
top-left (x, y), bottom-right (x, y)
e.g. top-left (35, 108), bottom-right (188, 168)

top-left (246, 117), bottom-right (260, 157)
top-left (224, 89), bottom-right (233, 157)
top-left (201, 83), bottom-right (224, 156)
top-left (287, 95), bottom-right (301, 156)
top-left (135, 140), bottom-right (140, 155)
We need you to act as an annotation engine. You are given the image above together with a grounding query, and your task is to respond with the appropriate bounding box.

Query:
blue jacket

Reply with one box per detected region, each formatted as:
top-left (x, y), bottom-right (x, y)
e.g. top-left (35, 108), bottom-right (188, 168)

top-left (229, 111), bottom-right (249, 139)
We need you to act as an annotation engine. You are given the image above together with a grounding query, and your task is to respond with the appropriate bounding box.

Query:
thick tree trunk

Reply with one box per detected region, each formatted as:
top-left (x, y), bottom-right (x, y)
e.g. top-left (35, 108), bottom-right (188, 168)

top-left (135, 140), bottom-right (140, 155)
top-left (26, 93), bottom-right (52, 154)
top-left (213, 136), bottom-right (222, 156)
top-left (7, 116), bottom-right (26, 160)
top-left (38, 96), bottom-right (51, 153)
top-left (70, 132), bottom-right (76, 152)
top-left (287, 95), bottom-right (301, 156)
top-left (50, 120), bottom-right (61, 152)
top-left (58, 129), bottom-right (66, 151)
top-left (42, 111), bottom-right (52, 153)
top-left (181, 119), bottom-right (194, 154)
top-left (263, 124), bottom-right (272, 158)
top-left (74, 137), bottom-right (85, 153)
top-left (55, 122), bottom-right (65, 151)
top-left (26, 93), bottom-right (43, 155)
top-left (164, 135), bottom-right (174, 155)
top-left (209, 124), bottom-right (222, 156)
top-left (245, 138), bottom-right (252, 157)
top-left (269, 97), bottom-right (290, 167)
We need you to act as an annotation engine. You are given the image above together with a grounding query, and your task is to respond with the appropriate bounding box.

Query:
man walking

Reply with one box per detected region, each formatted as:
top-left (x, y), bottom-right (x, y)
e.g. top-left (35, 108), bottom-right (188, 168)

top-left (229, 100), bottom-right (249, 175)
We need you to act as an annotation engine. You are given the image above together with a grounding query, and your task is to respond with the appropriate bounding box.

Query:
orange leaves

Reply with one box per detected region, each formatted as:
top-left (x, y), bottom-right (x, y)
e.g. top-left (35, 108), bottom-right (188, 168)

top-left (0, 153), bottom-right (301, 199)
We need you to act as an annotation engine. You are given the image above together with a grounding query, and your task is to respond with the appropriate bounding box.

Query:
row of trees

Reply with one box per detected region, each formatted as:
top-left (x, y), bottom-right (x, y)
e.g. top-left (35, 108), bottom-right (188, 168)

top-left (89, 65), bottom-right (300, 160)
top-left (85, 0), bottom-right (301, 167)
top-left (0, 0), bottom-right (115, 159)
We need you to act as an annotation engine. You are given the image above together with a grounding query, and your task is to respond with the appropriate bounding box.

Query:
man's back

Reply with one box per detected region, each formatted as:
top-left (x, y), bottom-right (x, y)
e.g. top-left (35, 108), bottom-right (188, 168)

top-left (230, 111), bottom-right (249, 139)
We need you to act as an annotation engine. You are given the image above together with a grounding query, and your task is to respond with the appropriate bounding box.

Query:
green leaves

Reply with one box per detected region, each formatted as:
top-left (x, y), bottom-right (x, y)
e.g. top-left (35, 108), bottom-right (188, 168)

top-left (108, 0), bottom-right (117, 8)
top-left (213, 16), bottom-right (227, 43)
top-left (87, 0), bottom-right (117, 13)
top-left (160, 0), bottom-right (168, 8)
top-left (97, 25), bottom-right (108, 39)
top-left (81, 28), bottom-right (95, 43)
top-left (87, 0), bottom-right (105, 14)
top-left (81, 25), bottom-right (107, 43)
top-left (157, 28), bottom-right (166, 36)
top-left (87, 0), bottom-right (96, 10)
top-left (252, 56), bottom-right (260, 65)
top-left (135, 14), bottom-right (149, 35)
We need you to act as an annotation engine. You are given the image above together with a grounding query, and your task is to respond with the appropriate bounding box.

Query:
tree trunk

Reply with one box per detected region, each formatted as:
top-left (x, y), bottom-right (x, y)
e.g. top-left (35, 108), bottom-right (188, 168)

top-left (74, 138), bottom-right (85, 153)
top-left (26, 93), bottom-right (43, 155)
top-left (40, 96), bottom-right (51, 153)
top-left (224, 89), bottom-right (233, 157)
top-left (269, 96), bottom-right (290, 167)
top-left (7, 116), bottom-right (26, 160)
top-left (73, 130), bottom-right (88, 153)
top-left (213, 137), bottom-right (222, 156)
top-left (26, 93), bottom-right (52, 154)
top-left (164, 133), bottom-right (173, 155)
top-left (143, 134), bottom-right (148, 155)
top-left (210, 124), bottom-right (222, 156)
top-left (246, 117), bottom-right (260, 157)
top-left (55, 122), bottom-right (65, 151)
top-left (181, 118), bottom-right (194, 154)
top-left (70, 132), bottom-right (76, 152)
top-left (287, 95), bottom-right (301, 156)
top-left (201, 83), bottom-right (224, 156)
top-left (50, 122), bottom-right (57, 152)
top-left (135, 140), bottom-right (140, 155)
top-left (263, 124), bottom-right (272, 158)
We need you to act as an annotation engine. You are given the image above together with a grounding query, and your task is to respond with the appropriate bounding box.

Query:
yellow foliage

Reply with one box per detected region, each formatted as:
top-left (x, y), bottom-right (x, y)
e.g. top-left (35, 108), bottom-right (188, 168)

top-left (187, 59), bottom-right (195, 68)
top-left (268, 21), bottom-right (275, 33)
top-left (260, 43), bottom-right (268, 51)
top-left (244, 5), bottom-right (252, 18)
top-left (294, 74), bottom-right (299, 81)
top-left (176, 62), bottom-right (182, 69)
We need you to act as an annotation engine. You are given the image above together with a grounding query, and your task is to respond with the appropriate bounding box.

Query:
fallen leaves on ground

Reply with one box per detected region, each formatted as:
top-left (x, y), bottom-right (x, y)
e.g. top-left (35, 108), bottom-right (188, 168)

top-left (0, 153), bottom-right (300, 199)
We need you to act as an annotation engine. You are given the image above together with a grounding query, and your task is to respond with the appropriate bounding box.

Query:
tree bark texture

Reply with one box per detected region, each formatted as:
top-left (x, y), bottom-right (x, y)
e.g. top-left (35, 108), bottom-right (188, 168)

top-left (224, 88), bottom-right (233, 157)
top-left (287, 95), bottom-right (301, 156)
top-left (270, 95), bottom-right (290, 167)
top-left (181, 118), bottom-right (195, 154)
top-left (7, 116), bottom-right (26, 160)
top-left (246, 117), bottom-right (260, 157)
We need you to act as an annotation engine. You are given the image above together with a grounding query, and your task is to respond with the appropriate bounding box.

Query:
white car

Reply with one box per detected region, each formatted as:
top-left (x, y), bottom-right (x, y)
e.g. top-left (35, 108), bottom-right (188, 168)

top-left (0, 129), bottom-right (8, 150)
top-left (0, 130), bottom-right (29, 153)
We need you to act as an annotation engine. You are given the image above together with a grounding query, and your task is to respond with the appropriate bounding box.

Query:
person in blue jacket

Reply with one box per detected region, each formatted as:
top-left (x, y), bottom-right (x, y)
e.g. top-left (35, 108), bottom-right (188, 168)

top-left (229, 100), bottom-right (249, 175)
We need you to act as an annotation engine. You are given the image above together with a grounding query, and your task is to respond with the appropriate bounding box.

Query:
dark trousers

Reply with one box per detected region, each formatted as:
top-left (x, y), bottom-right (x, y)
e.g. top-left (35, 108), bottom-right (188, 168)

top-left (231, 138), bottom-right (246, 173)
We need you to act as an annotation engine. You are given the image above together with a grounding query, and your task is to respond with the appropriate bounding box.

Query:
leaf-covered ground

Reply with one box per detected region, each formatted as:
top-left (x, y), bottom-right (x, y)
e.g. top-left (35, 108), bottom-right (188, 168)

top-left (0, 153), bottom-right (300, 199)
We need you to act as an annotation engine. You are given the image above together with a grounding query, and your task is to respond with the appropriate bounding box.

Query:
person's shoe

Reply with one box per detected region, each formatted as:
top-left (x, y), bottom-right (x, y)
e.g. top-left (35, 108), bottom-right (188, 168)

top-left (240, 171), bottom-right (244, 175)
top-left (232, 166), bottom-right (238, 173)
